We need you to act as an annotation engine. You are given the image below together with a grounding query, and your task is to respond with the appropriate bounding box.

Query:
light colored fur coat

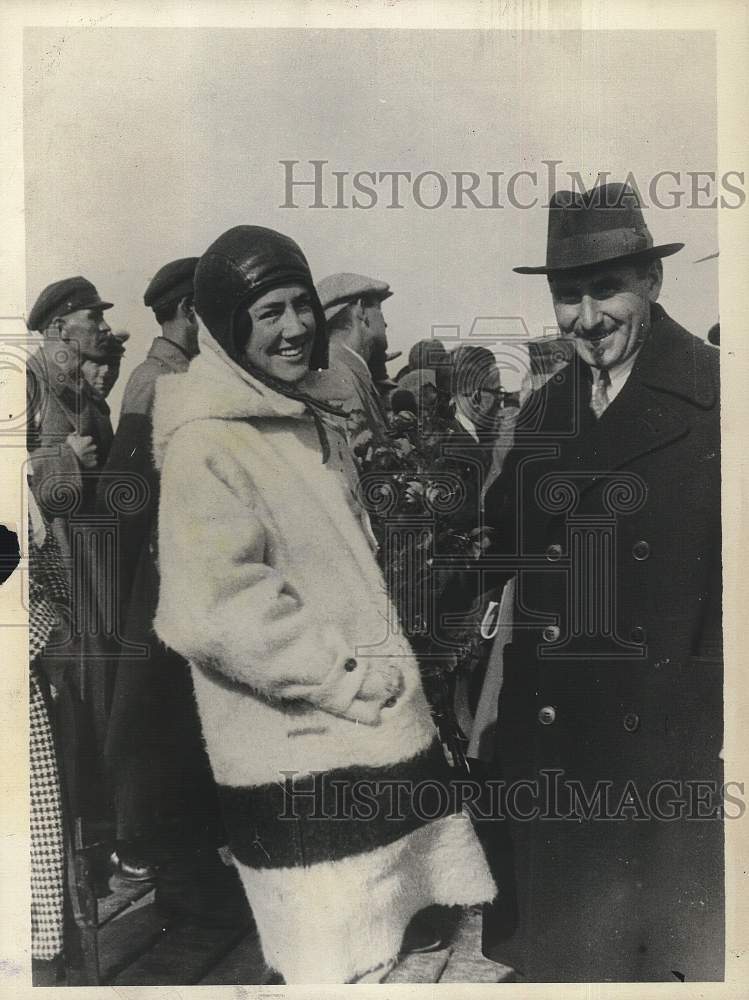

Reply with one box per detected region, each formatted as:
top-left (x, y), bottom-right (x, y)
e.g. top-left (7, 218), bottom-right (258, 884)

top-left (152, 325), bottom-right (496, 982)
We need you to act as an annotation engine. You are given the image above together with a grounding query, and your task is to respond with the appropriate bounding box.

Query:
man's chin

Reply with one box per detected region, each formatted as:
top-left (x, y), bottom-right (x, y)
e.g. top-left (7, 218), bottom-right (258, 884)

top-left (573, 334), bottom-right (619, 367)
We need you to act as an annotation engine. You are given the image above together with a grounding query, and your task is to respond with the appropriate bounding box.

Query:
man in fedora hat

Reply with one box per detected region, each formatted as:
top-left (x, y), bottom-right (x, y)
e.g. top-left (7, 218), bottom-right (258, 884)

top-left (481, 183), bottom-right (723, 981)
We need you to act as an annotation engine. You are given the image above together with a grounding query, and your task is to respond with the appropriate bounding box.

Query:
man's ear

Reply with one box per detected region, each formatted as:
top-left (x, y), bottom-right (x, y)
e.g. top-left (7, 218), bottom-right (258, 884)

top-left (353, 298), bottom-right (367, 324)
top-left (646, 259), bottom-right (664, 302)
top-left (179, 296), bottom-right (195, 320)
top-left (49, 316), bottom-right (68, 341)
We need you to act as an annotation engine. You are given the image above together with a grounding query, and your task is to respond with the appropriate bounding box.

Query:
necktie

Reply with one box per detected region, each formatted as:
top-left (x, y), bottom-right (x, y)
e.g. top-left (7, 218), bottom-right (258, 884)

top-left (590, 368), bottom-right (611, 419)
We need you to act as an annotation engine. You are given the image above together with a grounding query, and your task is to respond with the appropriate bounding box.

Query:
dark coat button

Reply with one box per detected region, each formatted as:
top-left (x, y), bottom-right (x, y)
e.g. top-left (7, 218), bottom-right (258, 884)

top-left (538, 705), bottom-right (556, 725)
top-left (632, 540), bottom-right (650, 561)
top-left (623, 712), bottom-right (640, 733)
top-left (630, 626), bottom-right (647, 644)
top-left (344, 657), bottom-right (358, 672)
top-left (546, 543), bottom-right (562, 561)
top-left (542, 625), bottom-right (561, 642)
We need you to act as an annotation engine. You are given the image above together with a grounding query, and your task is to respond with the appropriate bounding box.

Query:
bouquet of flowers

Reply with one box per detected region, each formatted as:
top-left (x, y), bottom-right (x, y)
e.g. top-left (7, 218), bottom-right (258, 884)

top-left (352, 397), bottom-right (492, 767)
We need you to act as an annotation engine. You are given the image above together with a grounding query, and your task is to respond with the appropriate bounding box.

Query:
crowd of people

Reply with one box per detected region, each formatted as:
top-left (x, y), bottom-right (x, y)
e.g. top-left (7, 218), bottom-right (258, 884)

top-left (26, 181), bottom-right (723, 985)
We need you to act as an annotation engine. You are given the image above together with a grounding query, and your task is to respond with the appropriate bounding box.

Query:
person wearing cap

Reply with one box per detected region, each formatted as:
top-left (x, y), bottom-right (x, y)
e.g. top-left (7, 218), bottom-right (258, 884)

top-left (26, 276), bottom-right (116, 557)
top-left (481, 183), bottom-right (722, 981)
top-left (98, 258), bottom-right (248, 924)
top-left (150, 225), bottom-right (495, 983)
top-left (316, 272), bottom-right (394, 439)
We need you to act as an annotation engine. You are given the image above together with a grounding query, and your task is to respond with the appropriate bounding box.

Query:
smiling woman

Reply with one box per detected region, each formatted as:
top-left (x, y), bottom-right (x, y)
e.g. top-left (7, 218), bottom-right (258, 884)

top-left (236, 284), bottom-right (317, 383)
top-left (149, 225), bottom-right (496, 983)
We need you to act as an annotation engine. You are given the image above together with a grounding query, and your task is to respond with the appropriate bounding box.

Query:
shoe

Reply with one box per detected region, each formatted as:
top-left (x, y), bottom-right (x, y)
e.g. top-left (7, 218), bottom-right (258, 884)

top-left (109, 850), bottom-right (158, 883)
top-left (399, 914), bottom-right (444, 956)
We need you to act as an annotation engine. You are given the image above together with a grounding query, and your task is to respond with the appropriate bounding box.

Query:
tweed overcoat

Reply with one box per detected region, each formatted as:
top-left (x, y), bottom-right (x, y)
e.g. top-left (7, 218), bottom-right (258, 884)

top-left (27, 350), bottom-right (113, 555)
top-left (482, 304), bottom-right (723, 982)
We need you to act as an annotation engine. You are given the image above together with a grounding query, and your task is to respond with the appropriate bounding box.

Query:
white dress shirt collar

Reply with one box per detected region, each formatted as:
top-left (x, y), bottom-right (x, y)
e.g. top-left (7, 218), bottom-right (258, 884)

top-left (590, 344), bottom-right (643, 404)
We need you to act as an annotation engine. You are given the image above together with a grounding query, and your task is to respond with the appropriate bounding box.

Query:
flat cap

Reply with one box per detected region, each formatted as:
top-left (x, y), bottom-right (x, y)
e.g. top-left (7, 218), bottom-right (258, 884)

top-left (144, 257), bottom-right (199, 312)
top-left (28, 276), bottom-right (113, 332)
top-left (317, 272), bottom-right (392, 321)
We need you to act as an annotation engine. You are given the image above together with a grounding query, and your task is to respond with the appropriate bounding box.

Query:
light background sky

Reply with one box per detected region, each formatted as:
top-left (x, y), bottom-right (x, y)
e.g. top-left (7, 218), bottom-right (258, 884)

top-left (23, 27), bottom-right (718, 414)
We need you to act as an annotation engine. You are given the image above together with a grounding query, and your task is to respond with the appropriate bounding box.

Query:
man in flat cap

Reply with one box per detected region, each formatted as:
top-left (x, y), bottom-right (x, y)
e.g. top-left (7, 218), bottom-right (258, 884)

top-left (26, 276), bottom-right (116, 557)
top-left (317, 272), bottom-right (394, 439)
top-left (482, 183), bottom-right (722, 981)
top-left (99, 258), bottom-right (248, 926)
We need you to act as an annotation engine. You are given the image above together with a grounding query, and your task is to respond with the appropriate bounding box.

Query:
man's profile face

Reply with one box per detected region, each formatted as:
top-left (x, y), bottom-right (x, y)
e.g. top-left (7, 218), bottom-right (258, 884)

top-left (549, 261), bottom-right (662, 369)
top-left (60, 307), bottom-right (112, 361)
top-left (460, 366), bottom-right (502, 429)
top-left (81, 358), bottom-right (119, 398)
top-left (362, 299), bottom-right (388, 353)
top-left (80, 359), bottom-right (109, 397)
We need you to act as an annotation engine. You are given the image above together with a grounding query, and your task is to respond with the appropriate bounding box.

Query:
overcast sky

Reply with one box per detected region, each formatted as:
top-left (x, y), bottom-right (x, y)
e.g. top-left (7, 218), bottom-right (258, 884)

top-left (23, 28), bottom-right (718, 410)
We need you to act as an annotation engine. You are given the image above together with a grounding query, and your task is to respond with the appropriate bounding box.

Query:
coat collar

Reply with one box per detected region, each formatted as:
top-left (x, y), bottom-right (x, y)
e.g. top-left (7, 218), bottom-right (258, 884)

top-left (329, 338), bottom-right (371, 381)
top-left (629, 303), bottom-right (717, 411)
top-left (147, 335), bottom-right (194, 372)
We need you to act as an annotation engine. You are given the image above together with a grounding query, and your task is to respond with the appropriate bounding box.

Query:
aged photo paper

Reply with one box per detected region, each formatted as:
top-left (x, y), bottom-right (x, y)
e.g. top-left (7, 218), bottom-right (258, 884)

top-left (1, 1), bottom-right (747, 998)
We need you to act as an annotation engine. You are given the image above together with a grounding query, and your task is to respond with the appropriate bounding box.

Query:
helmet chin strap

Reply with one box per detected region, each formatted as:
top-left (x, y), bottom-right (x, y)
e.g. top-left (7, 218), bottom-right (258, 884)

top-left (239, 358), bottom-right (346, 465)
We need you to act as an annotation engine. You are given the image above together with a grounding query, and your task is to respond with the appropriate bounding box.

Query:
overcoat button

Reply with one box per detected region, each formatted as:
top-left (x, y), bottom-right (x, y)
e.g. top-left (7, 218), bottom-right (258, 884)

top-left (546, 543), bottom-right (562, 561)
top-left (343, 658), bottom-right (358, 672)
top-left (630, 626), bottom-right (647, 644)
top-left (542, 625), bottom-right (561, 642)
top-left (632, 540), bottom-right (650, 561)
top-left (538, 705), bottom-right (556, 725)
top-left (623, 712), bottom-right (640, 733)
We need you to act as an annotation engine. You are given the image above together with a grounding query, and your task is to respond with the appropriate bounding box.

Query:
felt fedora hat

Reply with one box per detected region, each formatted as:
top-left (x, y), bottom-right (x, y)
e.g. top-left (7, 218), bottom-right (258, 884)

top-left (514, 182), bottom-right (684, 275)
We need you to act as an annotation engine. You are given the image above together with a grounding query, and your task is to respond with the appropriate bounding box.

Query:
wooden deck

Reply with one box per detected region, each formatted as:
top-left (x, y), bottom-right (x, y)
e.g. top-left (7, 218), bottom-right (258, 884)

top-left (95, 873), bottom-right (512, 985)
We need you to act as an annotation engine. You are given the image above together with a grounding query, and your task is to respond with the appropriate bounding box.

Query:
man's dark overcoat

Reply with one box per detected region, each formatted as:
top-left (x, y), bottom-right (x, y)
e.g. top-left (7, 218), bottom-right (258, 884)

top-left (482, 304), bottom-right (723, 982)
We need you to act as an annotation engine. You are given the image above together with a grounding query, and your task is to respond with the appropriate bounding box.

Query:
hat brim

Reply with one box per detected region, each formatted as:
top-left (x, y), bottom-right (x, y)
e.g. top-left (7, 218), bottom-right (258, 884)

top-left (513, 243), bottom-right (685, 275)
top-left (322, 288), bottom-right (393, 319)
